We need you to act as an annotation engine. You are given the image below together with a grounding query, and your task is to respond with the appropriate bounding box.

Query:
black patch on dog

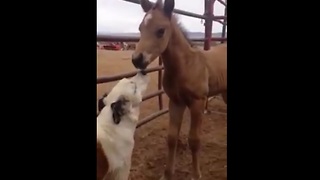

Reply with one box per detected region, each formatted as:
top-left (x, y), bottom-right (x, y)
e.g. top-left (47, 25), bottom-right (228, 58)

top-left (98, 93), bottom-right (108, 112)
top-left (110, 96), bottom-right (128, 125)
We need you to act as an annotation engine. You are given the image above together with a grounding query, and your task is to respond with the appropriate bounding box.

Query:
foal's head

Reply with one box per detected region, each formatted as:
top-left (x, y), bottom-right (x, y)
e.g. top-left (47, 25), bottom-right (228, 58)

top-left (132, 0), bottom-right (175, 69)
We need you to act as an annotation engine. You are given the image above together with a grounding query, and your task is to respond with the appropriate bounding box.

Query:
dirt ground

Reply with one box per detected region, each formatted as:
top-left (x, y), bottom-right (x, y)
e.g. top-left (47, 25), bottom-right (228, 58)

top-left (97, 50), bottom-right (227, 180)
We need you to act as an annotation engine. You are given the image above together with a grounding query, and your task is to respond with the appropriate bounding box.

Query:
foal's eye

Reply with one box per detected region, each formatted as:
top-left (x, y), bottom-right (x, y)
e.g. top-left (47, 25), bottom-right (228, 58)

top-left (156, 28), bottom-right (165, 38)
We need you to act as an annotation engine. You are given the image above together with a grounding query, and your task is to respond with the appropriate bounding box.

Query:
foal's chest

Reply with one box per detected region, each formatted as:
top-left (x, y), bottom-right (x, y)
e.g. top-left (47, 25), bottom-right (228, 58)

top-left (162, 73), bottom-right (183, 101)
top-left (162, 73), bottom-right (203, 105)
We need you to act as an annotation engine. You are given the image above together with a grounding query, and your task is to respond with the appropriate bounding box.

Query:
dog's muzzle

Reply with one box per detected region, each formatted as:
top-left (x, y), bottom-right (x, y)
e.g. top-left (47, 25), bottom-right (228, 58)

top-left (138, 69), bottom-right (147, 75)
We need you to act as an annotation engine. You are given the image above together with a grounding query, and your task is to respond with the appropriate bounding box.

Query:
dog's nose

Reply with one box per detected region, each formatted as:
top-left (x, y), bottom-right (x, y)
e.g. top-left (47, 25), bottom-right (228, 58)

top-left (132, 53), bottom-right (145, 69)
top-left (136, 69), bottom-right (147, 76)
top-left (140, 69), bottom-right (147, 75)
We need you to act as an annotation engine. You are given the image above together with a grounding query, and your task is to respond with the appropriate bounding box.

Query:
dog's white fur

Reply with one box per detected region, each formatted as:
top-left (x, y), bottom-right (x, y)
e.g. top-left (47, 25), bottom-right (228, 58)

top-left (97, 72), bottom-right (149, 180)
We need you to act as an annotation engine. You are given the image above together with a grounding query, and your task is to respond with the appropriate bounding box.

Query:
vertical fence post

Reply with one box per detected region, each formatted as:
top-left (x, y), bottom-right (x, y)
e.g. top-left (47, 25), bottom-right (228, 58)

top-left (204, 0), bottom-right (215, 112)
top-left (221, 0), bottom-right (227, 43)
top-left (158, 57), bottom-right (163, 110)
top-left (203, 0), bottom-right (214, 51)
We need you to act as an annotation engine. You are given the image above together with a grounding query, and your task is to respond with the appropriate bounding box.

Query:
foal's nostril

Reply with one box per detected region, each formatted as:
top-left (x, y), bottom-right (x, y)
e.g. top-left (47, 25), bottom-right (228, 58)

top-left (136, 53), bottom-right (143, 60)
top-left (132, 53), bottom-right (144, 69)
top-left (132, 53), bottom-right (143, 62)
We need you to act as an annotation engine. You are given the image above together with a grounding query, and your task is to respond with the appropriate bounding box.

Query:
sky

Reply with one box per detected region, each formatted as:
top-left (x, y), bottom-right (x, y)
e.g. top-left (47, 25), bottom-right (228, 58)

top-left (97, 0), bottom-right (227, 34)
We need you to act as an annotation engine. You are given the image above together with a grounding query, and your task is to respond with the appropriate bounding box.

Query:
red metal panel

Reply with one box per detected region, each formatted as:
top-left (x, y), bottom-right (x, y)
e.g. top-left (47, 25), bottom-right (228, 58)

top-left (204, 0), bottom-right (215, 51)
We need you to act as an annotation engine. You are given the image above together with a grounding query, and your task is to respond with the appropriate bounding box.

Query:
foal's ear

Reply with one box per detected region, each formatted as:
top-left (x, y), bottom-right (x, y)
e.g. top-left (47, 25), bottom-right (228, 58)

top-left (163, 0), bottom-right (174, 18)
top-left (154, 0), bottom-right (163, 9)
top-left (140, 0), bottom-right (153, 12)
top-left (110, 96), bottom-right (128, 125)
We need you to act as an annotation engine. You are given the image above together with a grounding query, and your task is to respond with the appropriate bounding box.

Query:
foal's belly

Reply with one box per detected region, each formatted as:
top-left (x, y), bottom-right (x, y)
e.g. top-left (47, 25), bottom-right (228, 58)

top-left (207, 85), bottom-right (224, 96)
top-left (163, 85), bottom-right (185, 104)
top-left (163, 71), bottom-right (210, 104)
top-left (163, 82), bottom-right (208, 105)
top-left (207, 80), bottom-right (226, 97)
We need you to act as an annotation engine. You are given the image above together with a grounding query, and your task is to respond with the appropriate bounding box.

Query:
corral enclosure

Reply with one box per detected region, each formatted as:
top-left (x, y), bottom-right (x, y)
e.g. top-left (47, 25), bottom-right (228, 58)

top-left (97, 50), bottom-right (226, 180)
top-left (97, 0), bottom-right (227, 179)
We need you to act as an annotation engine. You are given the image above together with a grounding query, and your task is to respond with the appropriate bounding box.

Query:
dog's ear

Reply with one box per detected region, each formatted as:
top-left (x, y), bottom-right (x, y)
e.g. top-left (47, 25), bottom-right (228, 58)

top-left (98, 93), bottom-right (108, 113)
top-left (98, 98), bottom-right (105, 112)
top-left (102, 93), bottom-right (108, 98)
top-left (110, 96), bottom-right (129, 125)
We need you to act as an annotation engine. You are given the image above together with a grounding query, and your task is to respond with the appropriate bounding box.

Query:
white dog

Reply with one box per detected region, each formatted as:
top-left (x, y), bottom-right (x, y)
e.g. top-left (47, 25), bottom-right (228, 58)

top-left (97, 71), bottom-right (149, 180)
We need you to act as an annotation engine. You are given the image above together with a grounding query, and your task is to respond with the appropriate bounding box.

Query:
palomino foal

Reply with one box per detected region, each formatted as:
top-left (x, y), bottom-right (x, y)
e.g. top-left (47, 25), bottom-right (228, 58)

top-left (131, 0), bottom-right (227, 179)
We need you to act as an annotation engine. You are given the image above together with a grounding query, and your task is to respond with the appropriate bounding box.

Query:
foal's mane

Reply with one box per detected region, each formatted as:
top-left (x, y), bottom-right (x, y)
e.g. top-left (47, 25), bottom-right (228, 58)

top-left (175, 18), bottom-right (196, 47)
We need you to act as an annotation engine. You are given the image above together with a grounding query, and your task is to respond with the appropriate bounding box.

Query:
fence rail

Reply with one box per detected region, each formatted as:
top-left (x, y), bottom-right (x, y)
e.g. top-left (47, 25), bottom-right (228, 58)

top-left (123, 0), bottom-right (226, 21)
top-left (97, 35), bottom-right (227, 43)
top-left (97, 0), bottom-right (227, 128)
top-left (97, 66), bottom-right (164, 84)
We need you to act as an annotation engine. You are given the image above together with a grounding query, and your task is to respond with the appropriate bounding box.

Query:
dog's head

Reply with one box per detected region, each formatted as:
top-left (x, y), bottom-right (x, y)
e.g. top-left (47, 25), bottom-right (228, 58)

top-left (98, 71), bottom-right (149, 125)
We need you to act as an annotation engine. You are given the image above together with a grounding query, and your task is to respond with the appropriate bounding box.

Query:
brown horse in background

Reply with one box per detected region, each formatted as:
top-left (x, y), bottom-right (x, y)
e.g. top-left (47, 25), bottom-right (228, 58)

top-left (131, 0), bottom-right (227, 179)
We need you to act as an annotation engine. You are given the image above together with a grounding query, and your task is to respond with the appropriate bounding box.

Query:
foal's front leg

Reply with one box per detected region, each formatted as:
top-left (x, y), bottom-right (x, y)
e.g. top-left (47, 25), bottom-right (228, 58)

top-left (188, 99), bottom-right (205, 180)
top-left (160, 100), bottom-right (186, 180)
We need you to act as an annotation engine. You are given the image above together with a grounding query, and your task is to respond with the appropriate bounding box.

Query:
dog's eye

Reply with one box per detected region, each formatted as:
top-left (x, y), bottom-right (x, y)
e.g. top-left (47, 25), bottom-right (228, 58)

top-left (156, 28), bottom-right (165, 38)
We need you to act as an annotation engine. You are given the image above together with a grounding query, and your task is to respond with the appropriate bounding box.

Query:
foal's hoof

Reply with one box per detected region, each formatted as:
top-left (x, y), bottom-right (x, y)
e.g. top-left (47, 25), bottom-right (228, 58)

top-left (191, 177), bottom-right (202, 180)
top-left (204, 109), bottom-right (212, 114)
top-left (191, 173), bottom-right (202, 180)
top-left (159, 173), bottom-right (173, 180)
top-left (191, 176), bottom-right (202, 180)
top-left (159, 175), bottom-right (167, 180)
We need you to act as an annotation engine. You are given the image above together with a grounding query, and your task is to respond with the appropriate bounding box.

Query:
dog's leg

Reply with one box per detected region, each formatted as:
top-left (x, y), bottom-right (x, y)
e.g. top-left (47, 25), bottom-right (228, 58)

top-left (121, 161), bottom-right (131, 180)
top-left (111, 159), bottom-right (131, 180)
top-left (97, 142), bottom-right (109, 180)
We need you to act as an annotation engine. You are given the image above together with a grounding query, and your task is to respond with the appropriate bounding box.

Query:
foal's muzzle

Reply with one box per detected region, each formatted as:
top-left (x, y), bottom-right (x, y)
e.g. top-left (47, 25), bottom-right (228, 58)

top-left (132, 53), bottom-right (147, 69)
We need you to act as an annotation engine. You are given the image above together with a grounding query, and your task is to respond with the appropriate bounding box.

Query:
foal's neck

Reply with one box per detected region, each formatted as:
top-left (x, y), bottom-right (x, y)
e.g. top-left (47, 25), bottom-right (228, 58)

top-left (161, 22), bottom-right (193, 74)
